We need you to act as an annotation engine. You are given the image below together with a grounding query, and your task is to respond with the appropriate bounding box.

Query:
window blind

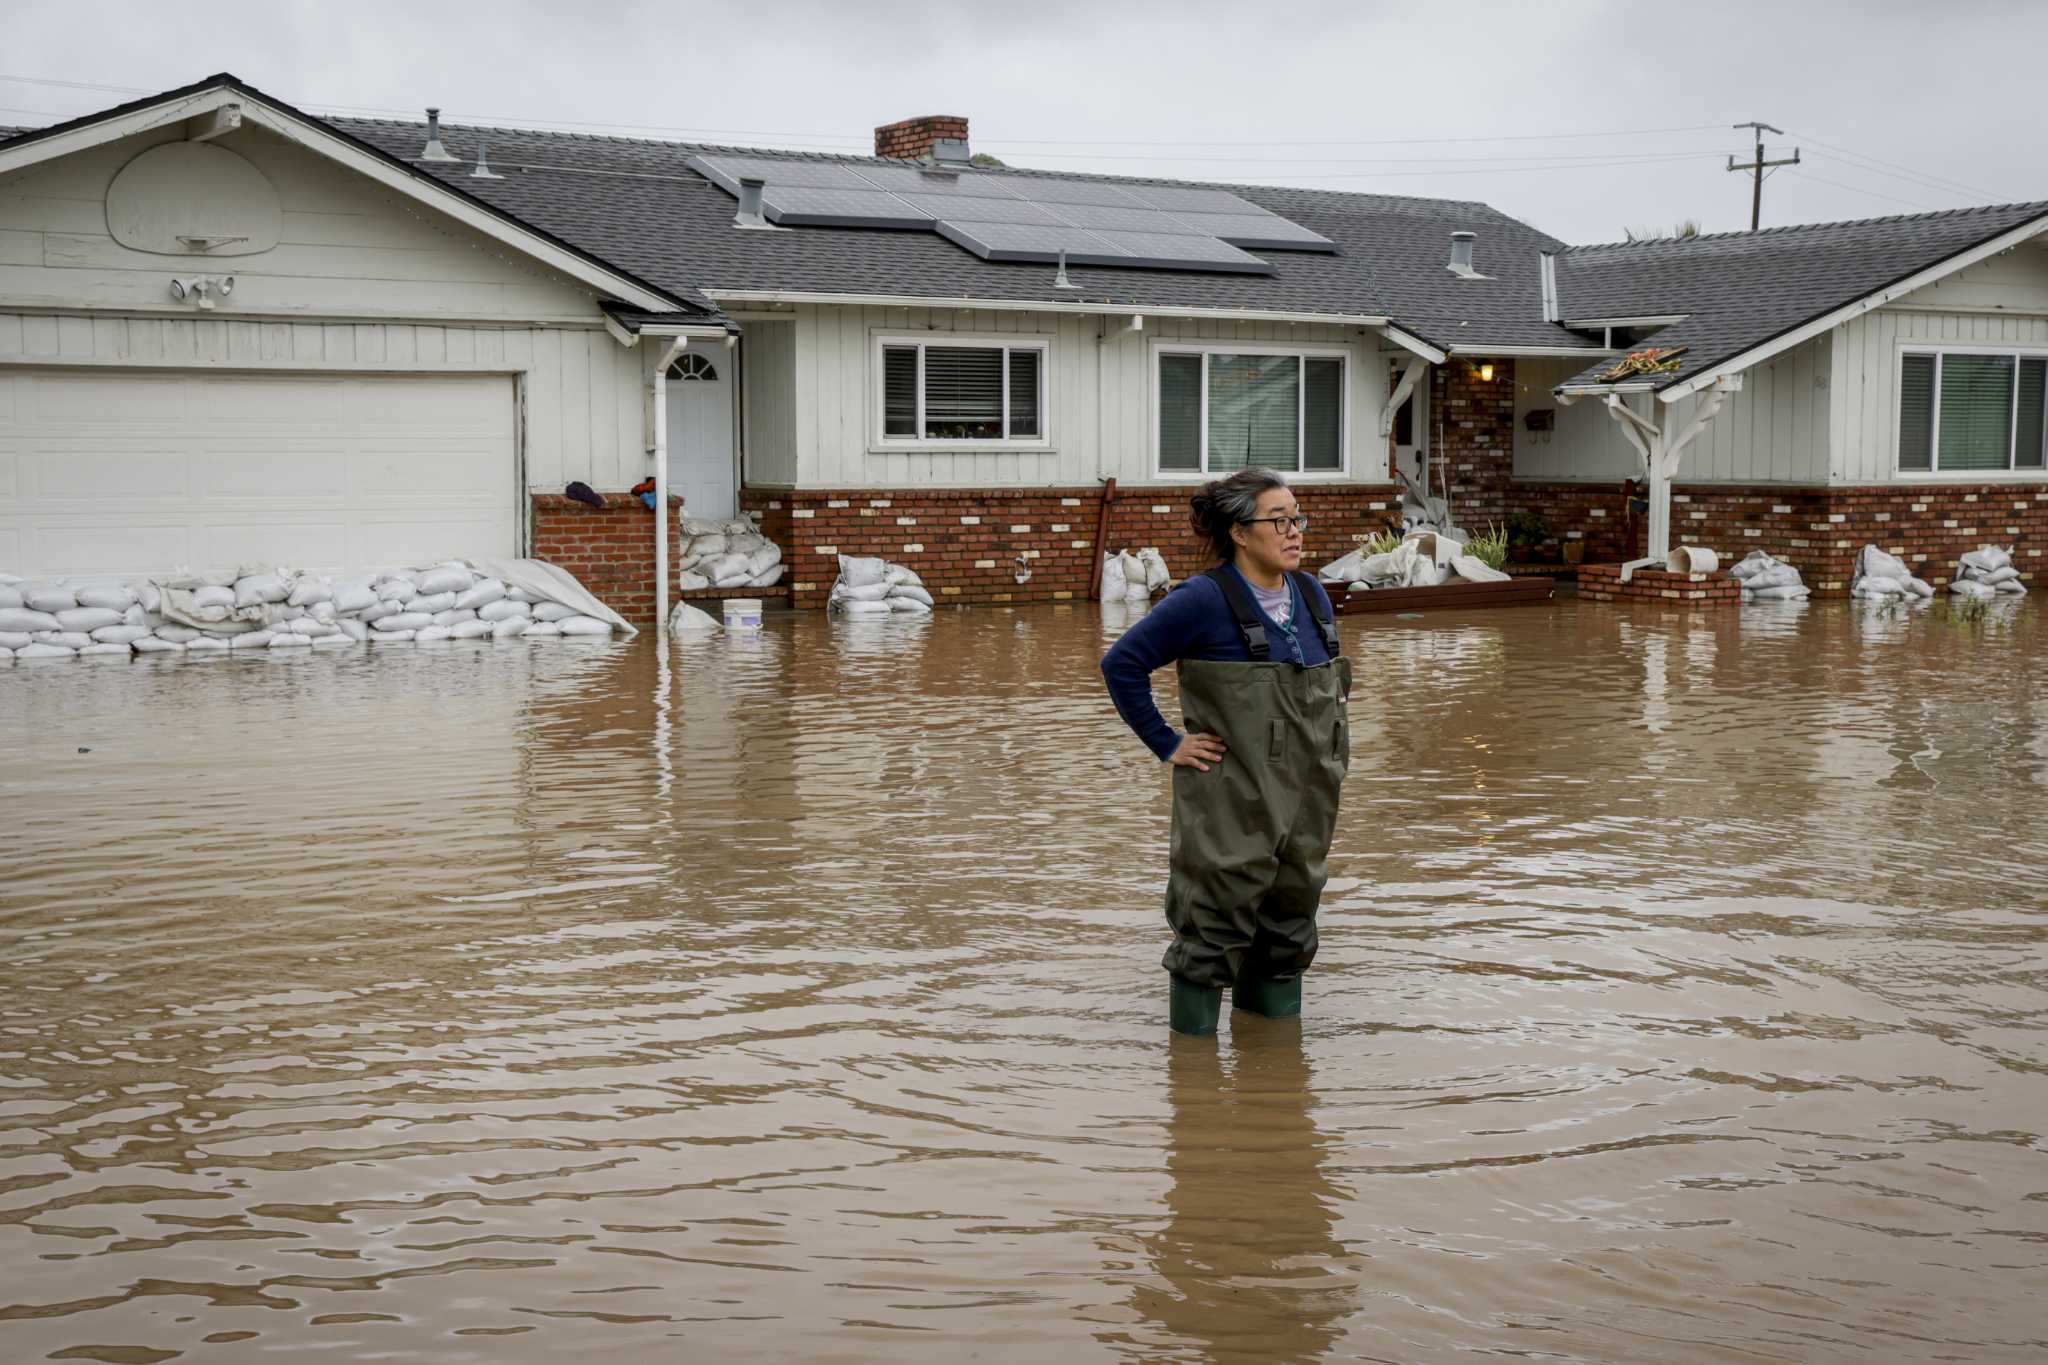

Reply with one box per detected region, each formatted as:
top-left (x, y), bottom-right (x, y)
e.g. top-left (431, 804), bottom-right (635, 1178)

top-left (922, 347), bottom-right (1005, 439)
top-left (2018, 357), bottom-right (2047, 470)
top-left (883, 347), bottom-right (918, 438)
top-left (1898, 354), bottom-right (1935, 471)
top-left (1207, 353), bottom-right (1298, 472)
top-left (1937, 353), bottom-right (2014, 472)
top-left (1303, 358), bottom-right (1342, 471)
top-left (1007, 349), bottom-right (1041, 438)
top-left (1159, 354), bottom-right (1202, 470)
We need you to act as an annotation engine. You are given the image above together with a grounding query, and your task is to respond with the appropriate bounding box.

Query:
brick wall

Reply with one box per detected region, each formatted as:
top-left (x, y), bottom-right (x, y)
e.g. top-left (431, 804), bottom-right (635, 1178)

top-left (1437, 358), bottom-right (1517, 529)
top-left (1510, 480), bottom-right (2047, 593)
top-left (741, 483), bottom-right (1401, 609)
top-left (1578, 564), bottom-right (1743, 606)
top-left (530, 493), bottom-right (683, 626)
top-left (874, 115), bottom-right (968, 160)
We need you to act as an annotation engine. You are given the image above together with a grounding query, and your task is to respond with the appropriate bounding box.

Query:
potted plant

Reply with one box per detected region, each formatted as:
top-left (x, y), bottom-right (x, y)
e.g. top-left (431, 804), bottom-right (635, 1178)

top-left (1507, 510), bottom-right (1553, 562)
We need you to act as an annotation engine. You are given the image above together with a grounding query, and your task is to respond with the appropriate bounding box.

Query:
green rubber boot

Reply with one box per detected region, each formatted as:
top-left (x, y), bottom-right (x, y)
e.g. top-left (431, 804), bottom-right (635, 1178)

top-left (1232, 974), bottom-right (1302, 1019)
top-left (1169, 978), bottom-right (1223, 1036)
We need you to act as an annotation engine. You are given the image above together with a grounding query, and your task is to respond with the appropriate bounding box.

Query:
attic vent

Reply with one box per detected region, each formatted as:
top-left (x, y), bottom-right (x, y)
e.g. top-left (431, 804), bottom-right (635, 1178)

top-left (1447, 230), bottom-right (1485, 279)
top-left (420, 107), bottom-right (457, 163)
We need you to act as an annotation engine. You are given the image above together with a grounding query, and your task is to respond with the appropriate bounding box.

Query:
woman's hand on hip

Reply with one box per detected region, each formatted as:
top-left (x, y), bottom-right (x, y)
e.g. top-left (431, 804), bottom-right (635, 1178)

top-left (1169, 732), bottom-right (1226, 771)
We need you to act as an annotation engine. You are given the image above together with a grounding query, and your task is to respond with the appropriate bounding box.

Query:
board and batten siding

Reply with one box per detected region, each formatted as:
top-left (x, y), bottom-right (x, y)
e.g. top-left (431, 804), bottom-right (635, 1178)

top-left (740, 319), bottom-right (797, 485)
top-left (0, 311), bottom-right (649, 492)
top-left (1515, 339), bottom-right (1831, 485)
top-left (771, 302), bottom-right (1388, 488)
top-left (1831, 308), bottom-right (2048, 485)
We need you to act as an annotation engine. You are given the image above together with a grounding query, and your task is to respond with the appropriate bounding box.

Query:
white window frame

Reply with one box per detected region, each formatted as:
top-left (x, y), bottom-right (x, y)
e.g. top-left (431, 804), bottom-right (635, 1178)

top-left (872, 333), bottom-right (1052, 451)
top-left (1149, 341), bottom-right (1351, 481)
top-left (1895, 342), bottom-right (2048, 479)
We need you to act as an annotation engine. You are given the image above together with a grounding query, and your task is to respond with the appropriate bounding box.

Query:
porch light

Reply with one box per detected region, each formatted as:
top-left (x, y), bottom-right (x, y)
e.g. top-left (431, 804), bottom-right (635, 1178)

top-left (1478, 362), bottom-right (1495, 382)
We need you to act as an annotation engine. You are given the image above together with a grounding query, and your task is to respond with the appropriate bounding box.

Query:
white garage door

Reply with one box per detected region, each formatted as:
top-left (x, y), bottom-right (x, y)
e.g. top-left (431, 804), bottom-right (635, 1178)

top-left (0, 368), bottom-right (518, 578)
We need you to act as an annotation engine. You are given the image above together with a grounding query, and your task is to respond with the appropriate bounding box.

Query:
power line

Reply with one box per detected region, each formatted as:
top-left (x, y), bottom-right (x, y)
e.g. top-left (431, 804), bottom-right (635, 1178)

top-left (1791, 137), bottom-right (2006, 202)
top-left (1784, 170), bottom-right (1944, 212)
top-left (976, 123), bottom-right (1732, 148)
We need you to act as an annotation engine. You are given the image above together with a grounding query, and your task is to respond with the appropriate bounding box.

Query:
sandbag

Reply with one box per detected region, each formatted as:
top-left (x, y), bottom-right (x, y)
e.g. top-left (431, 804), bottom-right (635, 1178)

top-left (490, 617), bottom-right (529, 639)
top-left (23, 583), bottom-right (76, 613)
top-left (413, 625), bottom-right (452, 643)
top-left (78, 642), bottom-right (131, 656)
top-left (1852, 576), bottom-right (1905, 597)
top-left (91, 625), bottom-right (153, 645)
top-left (478, 599), bottom-right (529, 622)
top-left (267, 632), bottom-right (312, 648)
top-left (836, 581), bottom-right (892, 603)
top-left (505, 586), bottom-right (534, 604)
top-left (1099, 552), bottom-right (1129, 604)
top-left (192, 585), bottom-right (236, 611)
top-left (454, 578), bottom-right (506, 611)
top-left (1136, 548), bottom-right (1170, 590)
top-left (837, 554), bottom-right (890, 589)
top-left (311, 633), bottom-right (355, 648)
top-left (890, 584), bottom-right (934, 606)
top-left (450, 619), bottom-right (495, 639)
top-left (746, 543), bottom-right (782, 576)
top-left (369, 629), bottom-right (416, 643)
top-left (0, 583), bottom-right (20, 610)
top-left (1950, 579), bottom-right (1997, 600)
top-left (556, 615), bottom-right (613, 636)
top-left (359, 600), bottom-right (400, 623)
top-left (1960, 546), bottom-right (2012, 575)
top-left (132, 635), bottom-right (184, 653)
top-left (184, 635), bottom-right (227, 652)
top-left (532, 601), bottom-right (577, 622)
top-left (677, 571), bottom-right (712, 591)
top-left (1996, 579), bottom-right (2027, 595)
top-left (1980, 565), bottom-right (2020, 586)
top-left (285, 617), bottom-right (337, 637)
top-left (1746, 563), bottom-right (1803, 590)
top-left (885, 565), bottom-right (924, 588)
top-left (229, 630), bottom-right (275, 649)
top-left (432, 608), bottom-right (478, 628)
top-left (0, 607), bottom-right (62, 633)
top-left (749, 566), bottom-right (784, 588)
top-left (374, 612), bottom-right (433, 632)
top-left (338, 618), bottom-right (370, 642)
top-left (887, 595), bottom-right (932, 614)
top-left (668, 603), bottom-right (721, 633)
top-left (133, 581), bottom-right (161, 613)
top-left (1749, 584), bottom-right (1811, 600)
top-left (57, 606), bottom-right (125, 632)
top-left (153, 624), bottom-right (202, 643)
top-left (838, 599), bottom-right (893, 616)
top-left (233, 573), bottom-right (289, 608)
top-left (123, 604), bottom-right (147, 628)
top-left (0, 631), bottom-right (29, 650)
top-left (411, 591), bottom-right (458, 614)
top-left (75, 585), bottom-right (135, 611)
top-left (376, 578), bottom-right (418, 603)
top-left (703, 552), bottom-right (751, 584)
top-left (287, 577), bottom-right (333, 607)
top-left (522, 619), bottom-right (561, 637)
top-left (686, 532), bottom-right (728, 560)
top-left (16, 642), bottom-right (75, 659)
top-left (410, 566), bottom-right (467, 596)
top-left (35, 631), bottom-right (94, 650)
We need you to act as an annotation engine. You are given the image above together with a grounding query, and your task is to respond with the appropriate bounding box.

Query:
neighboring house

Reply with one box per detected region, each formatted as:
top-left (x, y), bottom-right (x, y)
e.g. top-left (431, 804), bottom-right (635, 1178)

top-left (3, 73), bottom-right (2043, 617)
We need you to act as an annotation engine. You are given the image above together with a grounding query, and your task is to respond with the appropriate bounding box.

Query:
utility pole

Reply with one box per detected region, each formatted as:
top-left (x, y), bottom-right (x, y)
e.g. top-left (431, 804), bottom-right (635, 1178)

top-left (1728, 122), bottom-right (1800, 231)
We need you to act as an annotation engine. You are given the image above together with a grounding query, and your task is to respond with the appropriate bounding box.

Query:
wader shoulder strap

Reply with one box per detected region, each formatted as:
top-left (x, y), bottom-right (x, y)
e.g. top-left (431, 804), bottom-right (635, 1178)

top-left (1202, 565), bottom-right (1269, 661)
top-left (1289, 570), bottom-right (1341, 657)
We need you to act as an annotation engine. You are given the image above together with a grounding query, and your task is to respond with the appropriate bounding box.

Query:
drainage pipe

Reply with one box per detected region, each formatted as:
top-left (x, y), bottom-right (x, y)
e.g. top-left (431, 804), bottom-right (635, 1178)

top-left (651, 336), bottom-right (690, 639)
top-left (1088, 477), bottom-right (1119, 599)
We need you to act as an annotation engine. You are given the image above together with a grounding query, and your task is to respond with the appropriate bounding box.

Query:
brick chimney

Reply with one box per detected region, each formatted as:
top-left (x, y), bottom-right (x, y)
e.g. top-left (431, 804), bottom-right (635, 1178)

top-left (875, 114), bottom-right (969, 161)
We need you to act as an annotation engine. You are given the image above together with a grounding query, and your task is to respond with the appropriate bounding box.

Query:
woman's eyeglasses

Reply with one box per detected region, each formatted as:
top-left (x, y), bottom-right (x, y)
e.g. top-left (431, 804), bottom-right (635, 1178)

top-left (1243, 514), bottom-right (1310, 534)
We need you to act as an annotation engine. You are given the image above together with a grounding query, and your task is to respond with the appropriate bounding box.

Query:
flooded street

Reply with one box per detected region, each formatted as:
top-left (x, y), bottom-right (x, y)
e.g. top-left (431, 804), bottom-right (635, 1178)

top-left (1, 598), bottom-right (2044, 1363)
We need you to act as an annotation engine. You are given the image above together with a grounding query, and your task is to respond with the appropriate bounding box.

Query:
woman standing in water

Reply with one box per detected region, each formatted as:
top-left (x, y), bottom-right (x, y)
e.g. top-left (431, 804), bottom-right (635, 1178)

top-left (1099, 467), bottom-right (1353, 1036)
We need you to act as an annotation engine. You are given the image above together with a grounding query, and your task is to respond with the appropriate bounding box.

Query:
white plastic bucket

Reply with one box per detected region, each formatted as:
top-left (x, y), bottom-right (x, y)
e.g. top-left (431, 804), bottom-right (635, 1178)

top-left (722, 597), bottom-right (763, 631)
top-left (1666, 546), bottom-right (1720, 575)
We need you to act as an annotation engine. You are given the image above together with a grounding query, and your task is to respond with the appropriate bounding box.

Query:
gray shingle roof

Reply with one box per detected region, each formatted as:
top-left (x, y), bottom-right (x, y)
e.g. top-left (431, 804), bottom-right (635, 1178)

top-left (330, 116), bottom-right (1594, 353)
top-left (1554, 203), bottom-right (2048, 391)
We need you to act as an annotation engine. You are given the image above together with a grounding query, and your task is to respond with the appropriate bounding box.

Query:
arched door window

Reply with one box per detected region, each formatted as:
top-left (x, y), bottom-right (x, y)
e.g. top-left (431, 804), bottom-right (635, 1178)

top-left (667, 353), bottom-right (719, 382)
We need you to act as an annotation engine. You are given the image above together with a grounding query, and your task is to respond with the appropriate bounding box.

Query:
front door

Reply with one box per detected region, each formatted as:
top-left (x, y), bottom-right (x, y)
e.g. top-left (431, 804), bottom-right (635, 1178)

top-left (665, 343), bottom-right (736, 520)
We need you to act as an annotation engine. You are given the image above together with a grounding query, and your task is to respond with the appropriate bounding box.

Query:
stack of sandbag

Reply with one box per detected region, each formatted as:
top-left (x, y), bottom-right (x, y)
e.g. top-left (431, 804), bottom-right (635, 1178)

top-left (1950, 545), bottom-right (2026, 600)
top-left (1, 559), bottom-right (626, 660)
top-left (1346, 531), bottom-right (1506, 589)
top-left (1729, 550), bottom-right (1811, 601)
top-left (828, 554), bottom-right (934, 616)
top-left (1099, 548), bottom-right (1169, 605)
top-left (1848, 545), bottom-right (1935, 601)
top-left (676, 517), bottom-right (784, 592)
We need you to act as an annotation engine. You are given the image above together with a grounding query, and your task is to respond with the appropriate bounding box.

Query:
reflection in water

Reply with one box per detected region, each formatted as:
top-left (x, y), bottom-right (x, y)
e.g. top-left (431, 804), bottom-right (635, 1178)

top-left (0, 598), bottom-right (2043, 1362)
top-left (1134, 1027), bottom-right (1349, 1363)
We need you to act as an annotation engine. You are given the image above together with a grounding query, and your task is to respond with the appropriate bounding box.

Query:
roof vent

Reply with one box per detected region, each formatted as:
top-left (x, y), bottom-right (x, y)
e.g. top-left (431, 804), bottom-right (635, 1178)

top-left (1053, 249), bottom-right (1080, 291)
top-left (1448, 230), bottom-right (1479, 278)
top-left (735, 176), bottom-right (768, 229)
top-left (1539, 250), bottom-right (1559, 321)
top-left (420, 108), bottom-right (458, 163)
top-left (470, 143), bottom-right (502, 180)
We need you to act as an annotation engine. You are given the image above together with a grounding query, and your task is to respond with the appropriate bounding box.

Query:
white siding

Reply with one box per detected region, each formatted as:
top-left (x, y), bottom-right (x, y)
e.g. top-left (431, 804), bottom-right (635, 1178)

top-left (742, 320), bottom-right (797, 485)
top-left (1514, 340), bottom-right (1831, 484)
top-left (781, 303), bottom-right (1388, 488)
top-left (0, 123), bottom-right (602, 322)
top-left (0, 311), bottom-right (648, 491)
top-left (1833, 305), bottom-right (2048, 484)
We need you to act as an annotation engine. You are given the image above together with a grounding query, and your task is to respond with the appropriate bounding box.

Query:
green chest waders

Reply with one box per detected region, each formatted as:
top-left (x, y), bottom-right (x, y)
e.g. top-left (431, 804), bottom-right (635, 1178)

top-left (1165, 569), bottom-right (1352, 1035)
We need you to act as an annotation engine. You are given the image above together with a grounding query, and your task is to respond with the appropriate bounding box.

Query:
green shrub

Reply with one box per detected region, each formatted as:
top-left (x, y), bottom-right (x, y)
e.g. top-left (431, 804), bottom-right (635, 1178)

top-left (1467, 522), bottom-right (1509, 571)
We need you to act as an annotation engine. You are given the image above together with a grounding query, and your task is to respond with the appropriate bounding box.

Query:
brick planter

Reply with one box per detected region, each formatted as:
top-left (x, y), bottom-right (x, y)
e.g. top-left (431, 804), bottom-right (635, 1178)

top-left (1578, 563), bottom-right (1742, 607)
top-left (530, 493), bottom-right (684, 626)
top-left (741, 483), bottom-right (1402, 609)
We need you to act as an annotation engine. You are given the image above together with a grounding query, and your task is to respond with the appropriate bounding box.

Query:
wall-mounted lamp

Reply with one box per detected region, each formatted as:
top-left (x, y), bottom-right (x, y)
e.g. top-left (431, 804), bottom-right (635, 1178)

top-left (169, 275), bottom-right (234, 309)
top-left (1477, 362), bottom-right (1496, 382)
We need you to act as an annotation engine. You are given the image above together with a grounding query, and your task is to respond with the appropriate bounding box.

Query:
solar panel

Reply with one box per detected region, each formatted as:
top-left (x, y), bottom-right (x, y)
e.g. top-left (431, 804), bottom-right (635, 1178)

top-left (690, 154), bottom-right (1331, 273)
top-left (846, 163), bottom-right (1020, 198)
top-left (761, 186), bottom-right (933, 230)
top-left (892, 193), bottom-right (1065, 225)
top-left (1172, 211), bottom-right (1336, 251)
top-left (936, 220), bottom-right (1131, 264)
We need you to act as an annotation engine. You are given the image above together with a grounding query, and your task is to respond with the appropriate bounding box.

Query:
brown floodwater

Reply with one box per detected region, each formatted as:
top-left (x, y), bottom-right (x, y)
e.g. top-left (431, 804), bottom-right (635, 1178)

top-left (1, 596), bottom-right (2044, 1363)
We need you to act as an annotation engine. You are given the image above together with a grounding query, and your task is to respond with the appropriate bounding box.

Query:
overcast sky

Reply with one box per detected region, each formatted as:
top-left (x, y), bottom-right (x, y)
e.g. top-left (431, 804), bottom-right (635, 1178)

top-left (7, 0), bottom-right (2043, 243)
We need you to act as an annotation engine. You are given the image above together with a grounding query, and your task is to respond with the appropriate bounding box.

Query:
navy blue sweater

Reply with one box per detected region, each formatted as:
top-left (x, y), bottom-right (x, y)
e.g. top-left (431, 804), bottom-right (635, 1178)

top-left (1100, 565), bottom-right (1337, 761)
